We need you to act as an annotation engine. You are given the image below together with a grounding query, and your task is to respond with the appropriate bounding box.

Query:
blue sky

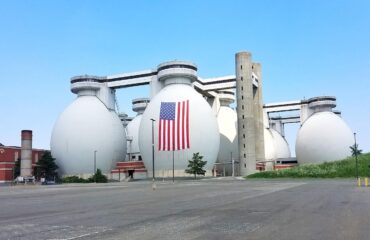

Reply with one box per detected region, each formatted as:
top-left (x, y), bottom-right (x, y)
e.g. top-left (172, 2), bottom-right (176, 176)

top-left (1, 0), bottom-right (369, 153)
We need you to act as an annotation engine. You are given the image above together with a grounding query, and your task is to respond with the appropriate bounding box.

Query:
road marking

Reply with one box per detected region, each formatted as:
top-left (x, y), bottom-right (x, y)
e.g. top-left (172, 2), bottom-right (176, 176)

top-left (50, 228), bottom-right (112, 240)
top-left (0, 224), bottom-right (112, 239)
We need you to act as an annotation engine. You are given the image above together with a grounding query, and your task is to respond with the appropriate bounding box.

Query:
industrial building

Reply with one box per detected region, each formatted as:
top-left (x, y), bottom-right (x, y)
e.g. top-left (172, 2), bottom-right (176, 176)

top-left (0, 130), bottom-right (46, 183)
top-left (51, 51), bottom-right (354, 179)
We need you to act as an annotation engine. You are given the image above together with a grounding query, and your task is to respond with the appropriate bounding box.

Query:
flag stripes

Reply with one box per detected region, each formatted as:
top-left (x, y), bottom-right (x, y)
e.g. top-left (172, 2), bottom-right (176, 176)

top-left (158, 100), bottom-right (190, 151)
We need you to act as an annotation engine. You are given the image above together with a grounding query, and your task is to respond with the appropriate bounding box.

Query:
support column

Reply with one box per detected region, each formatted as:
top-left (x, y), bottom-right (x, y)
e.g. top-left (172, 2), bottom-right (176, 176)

top-left (252, 63), bottom-right (265, 163)
top-left (236, 52), bottom-right (256, 176)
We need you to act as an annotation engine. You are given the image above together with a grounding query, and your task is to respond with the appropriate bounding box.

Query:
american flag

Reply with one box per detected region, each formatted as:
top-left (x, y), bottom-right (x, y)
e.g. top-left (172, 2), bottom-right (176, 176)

top-left (158, 100), bottom-right (190, 151)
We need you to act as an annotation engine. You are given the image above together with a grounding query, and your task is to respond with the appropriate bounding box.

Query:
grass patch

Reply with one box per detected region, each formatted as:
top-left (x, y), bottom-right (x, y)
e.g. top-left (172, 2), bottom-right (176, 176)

top-left (247, 153), bottom-right (370, 178)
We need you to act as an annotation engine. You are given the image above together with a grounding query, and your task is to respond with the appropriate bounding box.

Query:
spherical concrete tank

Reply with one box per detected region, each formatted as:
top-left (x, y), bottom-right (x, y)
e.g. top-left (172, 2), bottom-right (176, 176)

top-left (296, 111), bottom-right (353, 164)
top-left (216, 92), bottom-right (238, 175)
top-left (126, 115), bottom-right (141, 160)
top-left (296, 97), bottom-right (353, 164)
top-left (126, 98), bottom-right (150, 161)
top-left (264, 128), bottom-right (291, 160)
top-left (139, 61), bottom-right (219, 177)
top-left (51, 76), bottom-right (126, 176)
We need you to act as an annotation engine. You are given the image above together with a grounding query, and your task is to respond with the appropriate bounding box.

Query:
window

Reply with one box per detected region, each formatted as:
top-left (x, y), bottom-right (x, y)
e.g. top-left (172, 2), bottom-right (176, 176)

top-left (242, 124), bottom-right (244, 129)
top-left (242, 115), bottom-right (244, 119)
top-left (241, 65), bottom-right (243, 69)
top-left (242, 105), bottom-right (244, 110)
top-left (244, 153), bottom-right (246, 158)
top-left (241, 86), bottom-right (243, 91)
top-left (243, 144), bottom-right (246, 148)
top-left (241, 76), bottom-right (243, 81)
top-left (243, 134), bottom-right (245, 138)
top-left (242, 95), bottom-right (244, 100)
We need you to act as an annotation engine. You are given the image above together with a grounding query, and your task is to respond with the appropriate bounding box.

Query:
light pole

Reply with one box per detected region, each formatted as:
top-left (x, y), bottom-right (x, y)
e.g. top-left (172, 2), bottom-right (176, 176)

top-left (129, 139), bottom-right (132, 161)
top-left (354, 133), bottom-right (359, 180)
top-left (150, 118), bottom-right (156, 190)
top-left (231, 151), bottom-right (234, 178)
top-left (94, 150), bottom-right (97, 183)
top-left (172, 150), bottom-right (175, 183)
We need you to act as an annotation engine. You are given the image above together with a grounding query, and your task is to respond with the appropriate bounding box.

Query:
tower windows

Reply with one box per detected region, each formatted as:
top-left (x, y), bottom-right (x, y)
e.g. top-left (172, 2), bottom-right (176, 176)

top-left (242, 105), bottom-right (244, 110)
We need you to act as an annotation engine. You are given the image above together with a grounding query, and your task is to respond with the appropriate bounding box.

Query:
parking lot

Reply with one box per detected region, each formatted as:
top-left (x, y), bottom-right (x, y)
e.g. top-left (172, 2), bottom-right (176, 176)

top-left (0, 178), bottom-right (369, 240)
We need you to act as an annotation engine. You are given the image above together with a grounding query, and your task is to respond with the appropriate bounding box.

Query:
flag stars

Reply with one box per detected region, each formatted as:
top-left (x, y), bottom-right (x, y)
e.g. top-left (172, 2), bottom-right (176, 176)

top-left (160, 102), bottom-right (176, 120)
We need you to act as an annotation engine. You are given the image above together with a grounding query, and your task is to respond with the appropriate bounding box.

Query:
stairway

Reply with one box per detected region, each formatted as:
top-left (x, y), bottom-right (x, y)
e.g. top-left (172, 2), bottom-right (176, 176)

top-left (111, 161), bottom-right (147, 180)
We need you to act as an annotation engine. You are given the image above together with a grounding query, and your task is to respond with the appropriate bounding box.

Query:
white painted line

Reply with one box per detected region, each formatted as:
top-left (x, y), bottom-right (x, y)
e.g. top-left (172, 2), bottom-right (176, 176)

top-left (50, 228), bottom-right (112, 240)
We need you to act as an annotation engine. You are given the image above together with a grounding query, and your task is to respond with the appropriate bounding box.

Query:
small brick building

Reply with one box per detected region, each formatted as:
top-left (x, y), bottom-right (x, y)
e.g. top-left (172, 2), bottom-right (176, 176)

top-left (0, 145), bottom-right (46, 183)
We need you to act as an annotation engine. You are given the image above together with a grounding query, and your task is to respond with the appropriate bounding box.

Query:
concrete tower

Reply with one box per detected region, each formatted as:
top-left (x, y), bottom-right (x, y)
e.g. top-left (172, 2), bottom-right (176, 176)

top-left (235, 52), bottom-right (265, 176)
top-left (252, 63), bottom-right (265, 164)
top-left (21, 130), bottom-right (32, 177)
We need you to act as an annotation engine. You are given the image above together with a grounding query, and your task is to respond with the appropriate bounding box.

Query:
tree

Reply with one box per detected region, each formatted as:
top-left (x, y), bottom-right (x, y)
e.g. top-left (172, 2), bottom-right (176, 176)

top-left (88, 168), bottom-right (108, 183)
top-left (350, 143), bottom-right (362, 157)
top-left (185, 152), bottom-right (207, 179)
top-left (34, 151), bottom-right (59, 181)
top-left (14, 158), bottom-right (20, 178)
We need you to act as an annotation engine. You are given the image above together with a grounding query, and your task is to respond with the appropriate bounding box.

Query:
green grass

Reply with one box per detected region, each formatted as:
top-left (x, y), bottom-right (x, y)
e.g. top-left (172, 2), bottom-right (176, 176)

top-left (247, 153), bottom-right (370, 178)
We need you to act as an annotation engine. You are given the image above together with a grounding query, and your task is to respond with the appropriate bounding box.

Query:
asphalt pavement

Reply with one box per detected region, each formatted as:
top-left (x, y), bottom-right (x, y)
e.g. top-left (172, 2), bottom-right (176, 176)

top-left (0, 178), bottom-right (369, 240)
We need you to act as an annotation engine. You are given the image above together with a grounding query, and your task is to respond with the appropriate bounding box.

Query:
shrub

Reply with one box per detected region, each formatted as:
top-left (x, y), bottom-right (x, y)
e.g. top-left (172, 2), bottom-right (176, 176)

top-left (62, 176), bottom-right (91, 183)
top-left (88, 169), bottom-right (108, 183)
top-left (247, 152), bottom-right (370, 178)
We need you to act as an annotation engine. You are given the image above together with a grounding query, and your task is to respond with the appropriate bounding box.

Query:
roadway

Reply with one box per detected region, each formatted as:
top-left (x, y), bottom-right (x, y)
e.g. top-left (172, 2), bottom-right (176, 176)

top-left (0, 178), bottom-right (368, 240)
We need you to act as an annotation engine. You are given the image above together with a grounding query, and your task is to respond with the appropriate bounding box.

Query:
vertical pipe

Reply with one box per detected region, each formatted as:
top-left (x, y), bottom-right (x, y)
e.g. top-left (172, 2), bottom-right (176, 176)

top-left (21, 130), bottom-right (32, 177)
top-left (236, 52), bottom-right (256, 176)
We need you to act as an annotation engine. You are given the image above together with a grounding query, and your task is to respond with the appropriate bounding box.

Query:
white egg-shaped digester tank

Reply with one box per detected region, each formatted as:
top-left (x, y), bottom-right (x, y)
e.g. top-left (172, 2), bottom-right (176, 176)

top-left (296, 96), bottom-right (353, 164)
top-left (126, 98), bottom-right (150, 161)
top-left (51, 76), bottom-right (126, 176)
top-left (216, 91), bottom-right (238, 175)
top-left (139, 61), bottom-right (220, 177)
top-left (264, 128), bottom-right (290, 160)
